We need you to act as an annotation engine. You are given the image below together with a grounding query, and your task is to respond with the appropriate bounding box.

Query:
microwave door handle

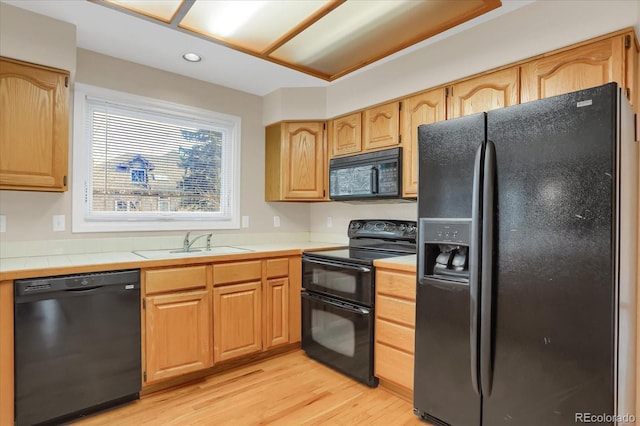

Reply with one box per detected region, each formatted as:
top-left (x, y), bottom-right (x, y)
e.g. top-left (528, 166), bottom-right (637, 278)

top-left (371, 166), bottom-right (379, 194)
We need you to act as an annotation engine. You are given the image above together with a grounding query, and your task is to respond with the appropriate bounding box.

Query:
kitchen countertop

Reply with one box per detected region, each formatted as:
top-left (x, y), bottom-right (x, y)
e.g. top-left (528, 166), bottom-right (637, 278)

top-left (0, 243), bottom-right (419, 281)
top-left (373, 254), bottom-right (417, 272)
top-left (0, 242), bottom-right (345, 281)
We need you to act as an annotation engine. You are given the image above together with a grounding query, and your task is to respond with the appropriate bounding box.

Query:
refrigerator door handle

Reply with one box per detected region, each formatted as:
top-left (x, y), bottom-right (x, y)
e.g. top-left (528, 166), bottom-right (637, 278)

top-left (480, 139), bottom-right (496, 397)
top-left (469, 142), bottom-right (483, 396)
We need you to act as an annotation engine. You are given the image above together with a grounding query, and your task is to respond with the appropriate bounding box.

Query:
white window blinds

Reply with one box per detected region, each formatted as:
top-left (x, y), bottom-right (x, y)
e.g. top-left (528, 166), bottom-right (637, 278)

top-left (73, 84), bottom-right (241, 232)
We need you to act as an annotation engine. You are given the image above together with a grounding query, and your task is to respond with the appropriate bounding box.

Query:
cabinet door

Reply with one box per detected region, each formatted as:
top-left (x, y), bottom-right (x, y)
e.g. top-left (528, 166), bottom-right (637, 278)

top-left (283, 122), bottom-right (325, 199)
top-left (401, 89), bottom-right (446, 196)
top-left (145, 290), bottom-right (211, 383)
top-left (213, 282), bottom-right (262, 362)
top-left (329, 112), bottom-right (362, 157)
top-left (264, 277), bottom-right (289, 349)
top-left (624, 33), bottom-right (638, 109)
top-left (0, 58), bottom-right (69, 191)
top-left (449, 67), bottom-right (519, 119)
top-left (0, 282), bottom-right (13, 426)
top-left (374, 268), bottom-right (416, 393)
top-left (520, 37), bottom-right (625, 103)
top-left (363, 101), bottom-right (400, 151)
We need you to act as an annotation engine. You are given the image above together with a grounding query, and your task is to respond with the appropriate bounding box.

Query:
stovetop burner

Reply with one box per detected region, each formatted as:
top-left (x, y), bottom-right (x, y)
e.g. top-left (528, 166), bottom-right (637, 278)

top-left (305, 219), bottom-right (417, 264)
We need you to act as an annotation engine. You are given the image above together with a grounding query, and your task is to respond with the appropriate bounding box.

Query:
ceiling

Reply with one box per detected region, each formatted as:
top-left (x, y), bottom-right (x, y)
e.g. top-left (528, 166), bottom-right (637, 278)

top-left (92, 0), bottom-right (501, 81)
top-left (2, 0), bottom-right (532, 96)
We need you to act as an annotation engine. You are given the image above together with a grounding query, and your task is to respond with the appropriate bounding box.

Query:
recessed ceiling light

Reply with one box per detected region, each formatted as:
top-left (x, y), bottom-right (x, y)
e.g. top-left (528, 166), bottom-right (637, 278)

top-left (182, 52), bottom-right (202, 62)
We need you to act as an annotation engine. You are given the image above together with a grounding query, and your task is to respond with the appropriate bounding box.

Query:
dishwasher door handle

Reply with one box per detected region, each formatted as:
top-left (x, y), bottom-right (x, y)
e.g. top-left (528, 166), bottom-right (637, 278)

top-left (65, 286), bottom-right (104, 293)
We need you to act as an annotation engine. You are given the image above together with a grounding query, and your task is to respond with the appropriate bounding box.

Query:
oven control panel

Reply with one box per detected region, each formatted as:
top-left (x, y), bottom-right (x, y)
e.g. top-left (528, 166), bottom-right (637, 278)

top-left (348, 220), bottom-right (417, 240)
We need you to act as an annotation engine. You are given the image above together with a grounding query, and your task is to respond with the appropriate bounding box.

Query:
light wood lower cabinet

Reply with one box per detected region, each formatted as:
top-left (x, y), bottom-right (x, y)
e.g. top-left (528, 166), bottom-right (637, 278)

top-left (0, 254), bottom-right (301, 412)
top-left (0, 281), bottom-right (14, 426)
top-left (213, 281), bottom-right (263, 362)
top-left (212, 257), bottom-right (296, 362)
top-left (374, 267), bottom-right (416, 396)
top-left (143, 265), bottom-right (212, 384)
top-left (264, 277), bottom-right (289, 349)
top-left (265, 258), bottom-right (290, 349)
top-left (145, 289), bottom-right (212, 383)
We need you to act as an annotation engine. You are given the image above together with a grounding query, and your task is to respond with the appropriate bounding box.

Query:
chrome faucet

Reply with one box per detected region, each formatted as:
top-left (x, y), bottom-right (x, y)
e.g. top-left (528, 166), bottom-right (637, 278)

top-left (182, 232), bottom-right (213, 252)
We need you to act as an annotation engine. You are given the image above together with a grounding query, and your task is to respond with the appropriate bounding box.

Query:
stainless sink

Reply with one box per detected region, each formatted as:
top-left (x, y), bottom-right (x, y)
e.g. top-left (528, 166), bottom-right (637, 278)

top-left (133, 246), bottom-right (252, 259)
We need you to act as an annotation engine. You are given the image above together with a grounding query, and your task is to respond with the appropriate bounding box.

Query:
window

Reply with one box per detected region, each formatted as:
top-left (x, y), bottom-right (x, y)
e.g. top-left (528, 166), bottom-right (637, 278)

top-left (73, 83), bottom-right (241, 232)
top-left (130, 168), bottom-right (147, 186)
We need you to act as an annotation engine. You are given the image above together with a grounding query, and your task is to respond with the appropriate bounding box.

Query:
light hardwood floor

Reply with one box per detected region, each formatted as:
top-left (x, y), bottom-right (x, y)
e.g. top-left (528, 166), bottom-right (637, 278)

top-left (74, 350), bottom-right (426, 425)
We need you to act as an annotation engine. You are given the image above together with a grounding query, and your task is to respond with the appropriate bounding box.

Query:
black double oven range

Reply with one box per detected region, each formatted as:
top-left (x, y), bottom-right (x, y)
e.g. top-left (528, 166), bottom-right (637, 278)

top-left (301, 219), bottom-right (417, 387)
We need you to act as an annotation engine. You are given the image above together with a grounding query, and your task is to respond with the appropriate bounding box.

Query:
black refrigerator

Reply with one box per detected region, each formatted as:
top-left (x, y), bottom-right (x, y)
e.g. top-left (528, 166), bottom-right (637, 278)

top-left (414, 83), bottom-right (638, 426)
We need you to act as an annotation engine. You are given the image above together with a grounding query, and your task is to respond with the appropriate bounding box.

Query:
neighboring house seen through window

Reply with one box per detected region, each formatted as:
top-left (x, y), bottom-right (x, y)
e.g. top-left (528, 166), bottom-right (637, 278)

top-left (72, 84), bottom-right (241, 232)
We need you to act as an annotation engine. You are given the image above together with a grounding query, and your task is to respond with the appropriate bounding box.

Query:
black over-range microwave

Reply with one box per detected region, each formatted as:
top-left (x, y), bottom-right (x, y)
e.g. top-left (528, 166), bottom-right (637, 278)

top-left (329, 147), bottom-right (409, 201)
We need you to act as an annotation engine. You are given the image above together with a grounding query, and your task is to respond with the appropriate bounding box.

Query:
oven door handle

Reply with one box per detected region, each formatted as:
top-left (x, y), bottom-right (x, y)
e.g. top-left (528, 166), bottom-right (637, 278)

top-left (302, 257), bottom-right (371, 273)
top-left (302, 292), bottom-right (371, 315)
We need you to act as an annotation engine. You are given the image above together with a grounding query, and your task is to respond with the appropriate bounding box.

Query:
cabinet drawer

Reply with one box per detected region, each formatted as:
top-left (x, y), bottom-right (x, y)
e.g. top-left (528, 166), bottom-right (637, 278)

top-left (375, 319), bottom-right (414, 354)
top-left (376, 294), bottom-right (415, 327)
top-left (145, 266), bottom-right (207, 294)
top-left (213, 261), bottom-right (262, 285)
top-left (376, 269), bottom-right (415, 301)
top-left (266, 258), bottom-right (289, 278)
top-left (375, 343), bottom-right (414, 391)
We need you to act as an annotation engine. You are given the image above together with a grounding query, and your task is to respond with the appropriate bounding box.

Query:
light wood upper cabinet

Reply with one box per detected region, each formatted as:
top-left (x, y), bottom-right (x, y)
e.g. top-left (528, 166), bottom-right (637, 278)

top-left (143, 266), bottom-right (212, 384)
top-left (624, 33), bottom-right (638, 109)
top-left (401, 89), bottom-right (446, 197)
top-left (363, 101), bottom-right (401, 151)
top-left (265, 121), bottom-right (326, 201)
top-left (0, 57), bottom-right (69, 191)
top-left (329, 112), bottom-right (362, 157)
top-left (448, 67), bottom-right (520, 119)
top-left (520, 36), bottom-right (627, 104)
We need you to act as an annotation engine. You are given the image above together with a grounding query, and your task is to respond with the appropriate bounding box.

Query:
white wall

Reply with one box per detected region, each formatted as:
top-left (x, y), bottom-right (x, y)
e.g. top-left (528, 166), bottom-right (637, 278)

top-left (0, 3), bottom-right (310, 243)
top-left (0, 3), bottom-right (77, 243)
top-left (0, 2), bottom-right (76, 74)
top-left (263, 87), bottom-right (327, 126)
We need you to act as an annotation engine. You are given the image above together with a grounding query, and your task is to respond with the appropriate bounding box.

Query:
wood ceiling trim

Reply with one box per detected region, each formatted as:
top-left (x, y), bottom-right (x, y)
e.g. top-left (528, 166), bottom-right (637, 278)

top-left (325, 0), bottom-right (503, 81)
top-left (91, 0), bottom-right (186, 25)
top-left (261, 0), bottom-right (346, 56)
top-left (90, 0), bottom-right (503, 82)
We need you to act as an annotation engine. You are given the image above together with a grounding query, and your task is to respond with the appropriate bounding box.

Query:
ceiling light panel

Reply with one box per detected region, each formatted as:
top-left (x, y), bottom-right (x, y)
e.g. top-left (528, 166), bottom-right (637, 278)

top-left (270, 0), bottom-right (499, 79)
top-left (180, 0), bottom-right (332, 53)
top-left (91, 0), bottom-right (500, 81)
top-left (103, 0), bottom-right (183, 23)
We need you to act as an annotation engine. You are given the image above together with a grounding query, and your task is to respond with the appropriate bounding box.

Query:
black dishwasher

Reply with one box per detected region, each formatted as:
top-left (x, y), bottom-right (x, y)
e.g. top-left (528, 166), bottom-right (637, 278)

top-left (14, 269), bottom-right (141, 426)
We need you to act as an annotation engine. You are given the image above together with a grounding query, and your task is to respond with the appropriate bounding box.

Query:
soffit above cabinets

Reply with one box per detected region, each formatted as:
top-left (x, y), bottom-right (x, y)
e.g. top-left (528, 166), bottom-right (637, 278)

top-left (91, 0), bottom-right (502, 81)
